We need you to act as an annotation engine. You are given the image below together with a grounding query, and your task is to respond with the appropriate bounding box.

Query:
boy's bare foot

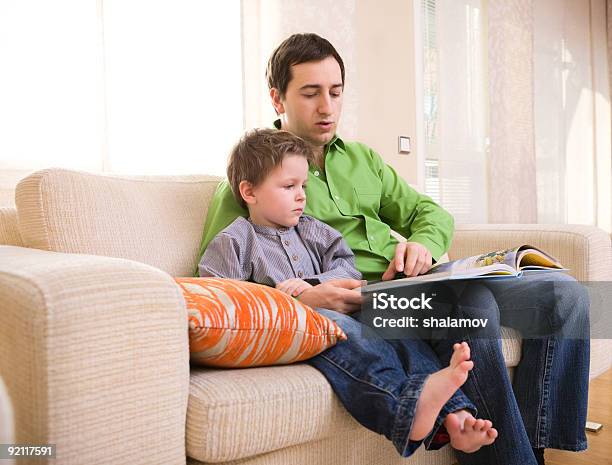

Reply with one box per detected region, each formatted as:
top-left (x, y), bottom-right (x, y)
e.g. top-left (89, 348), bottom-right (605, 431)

top-left (444, 410), bottom-right (498, 453)
top-left (409, 342), bottom-right (474, 441)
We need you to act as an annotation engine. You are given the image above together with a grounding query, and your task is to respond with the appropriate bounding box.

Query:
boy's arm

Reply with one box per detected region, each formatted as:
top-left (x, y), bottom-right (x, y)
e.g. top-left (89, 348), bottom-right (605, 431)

top-left (196, 180), bottom-right (248, 274)
top-left (198, 233), bottom-right (247, 280)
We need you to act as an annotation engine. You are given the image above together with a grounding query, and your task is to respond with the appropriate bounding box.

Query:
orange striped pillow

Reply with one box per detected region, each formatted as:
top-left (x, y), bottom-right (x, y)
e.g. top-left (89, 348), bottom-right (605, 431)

top-left (175, 277), bottom-right (347, 368)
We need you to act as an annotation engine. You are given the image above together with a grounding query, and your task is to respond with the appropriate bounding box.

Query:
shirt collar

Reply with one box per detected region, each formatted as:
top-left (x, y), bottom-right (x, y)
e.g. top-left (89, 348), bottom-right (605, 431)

top-left (247, 215), bottom-right (314, 236)
top-left (272, 119), bottom-right (345, 152)
top-left (247, 216), bottom-right (294, 236)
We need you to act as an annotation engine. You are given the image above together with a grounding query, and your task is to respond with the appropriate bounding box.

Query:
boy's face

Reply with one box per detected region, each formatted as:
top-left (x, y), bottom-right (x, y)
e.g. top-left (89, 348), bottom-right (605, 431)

top-left (270, 56), bottom-right (343, 150)
top-left (246, 154), bottom-right (309, 229)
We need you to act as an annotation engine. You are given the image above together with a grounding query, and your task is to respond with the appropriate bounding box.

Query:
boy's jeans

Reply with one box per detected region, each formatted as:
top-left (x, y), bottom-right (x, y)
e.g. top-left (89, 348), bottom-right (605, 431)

top-left (306, 272), bottom-right (590, 465)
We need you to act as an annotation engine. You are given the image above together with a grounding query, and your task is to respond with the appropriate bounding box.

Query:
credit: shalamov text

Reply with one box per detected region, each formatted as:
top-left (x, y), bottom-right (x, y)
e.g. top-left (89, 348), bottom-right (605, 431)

top-left (370, 292), bottom-right (488, 329)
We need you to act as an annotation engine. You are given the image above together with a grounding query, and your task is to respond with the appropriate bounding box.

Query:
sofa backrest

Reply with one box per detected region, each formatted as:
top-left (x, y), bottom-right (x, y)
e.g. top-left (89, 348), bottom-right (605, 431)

top-left (15, 168), bottom-right (222, 276)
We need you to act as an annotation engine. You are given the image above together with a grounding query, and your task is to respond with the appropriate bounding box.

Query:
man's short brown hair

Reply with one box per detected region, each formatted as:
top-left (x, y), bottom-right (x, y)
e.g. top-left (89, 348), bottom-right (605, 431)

top-left (227, 128), bottom-right (313, 209)
top-left (266, 33), bottom-right (345, 98)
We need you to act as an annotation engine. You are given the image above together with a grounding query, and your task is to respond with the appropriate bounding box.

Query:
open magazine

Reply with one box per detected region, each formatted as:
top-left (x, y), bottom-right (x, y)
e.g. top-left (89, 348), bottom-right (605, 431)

top-left (363, 245), bottom-right (568, 292)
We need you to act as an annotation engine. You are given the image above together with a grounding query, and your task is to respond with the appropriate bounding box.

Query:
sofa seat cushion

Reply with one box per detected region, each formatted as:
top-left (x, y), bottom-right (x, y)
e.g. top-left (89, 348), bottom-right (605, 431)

top-left (186, 330), bottom-right (521, 463)
top-left (500, 326), bottom-right (522, 366)
top-left (186, 364), bottom-right (355, 463)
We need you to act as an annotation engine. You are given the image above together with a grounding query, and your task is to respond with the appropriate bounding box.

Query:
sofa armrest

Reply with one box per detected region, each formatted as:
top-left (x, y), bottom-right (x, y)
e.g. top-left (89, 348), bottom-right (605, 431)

top-left (450, 224), bottom-right (612, 281)
top-left (450, 224), bottom-right (612, 379)
top-left (0, 246), bottom-right (189, 465)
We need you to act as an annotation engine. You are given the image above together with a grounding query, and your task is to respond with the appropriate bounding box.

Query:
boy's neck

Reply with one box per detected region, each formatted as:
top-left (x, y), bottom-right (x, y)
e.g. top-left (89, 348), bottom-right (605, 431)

top-left (247, 214), bottom-right (292, 231)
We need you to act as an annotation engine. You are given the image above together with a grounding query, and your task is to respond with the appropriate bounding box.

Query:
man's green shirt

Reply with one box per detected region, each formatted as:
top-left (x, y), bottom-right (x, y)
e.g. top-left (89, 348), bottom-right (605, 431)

top-left (197, 128), bottom-right (454, 281)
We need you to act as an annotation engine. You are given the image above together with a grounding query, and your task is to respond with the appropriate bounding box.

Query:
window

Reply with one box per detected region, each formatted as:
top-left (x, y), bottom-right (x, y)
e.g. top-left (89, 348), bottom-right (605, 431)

top-left (0, 1), bottom-right (99, 173)
top-left (0, 0), bottom-right (243, 196)
top-left (102, 0), bottom-right (243, 175)
top-left (420, 0), bottom-right (489, 224)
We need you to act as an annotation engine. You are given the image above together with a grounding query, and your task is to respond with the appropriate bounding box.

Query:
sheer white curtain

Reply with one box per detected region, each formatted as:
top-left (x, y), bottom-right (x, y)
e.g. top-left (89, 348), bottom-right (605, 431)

top-left (422, 0), bottom-right (489, 224)
top-left (0, 0), bottom-right (243, 206)
top-left (534, 0), bottom-right (611, 231)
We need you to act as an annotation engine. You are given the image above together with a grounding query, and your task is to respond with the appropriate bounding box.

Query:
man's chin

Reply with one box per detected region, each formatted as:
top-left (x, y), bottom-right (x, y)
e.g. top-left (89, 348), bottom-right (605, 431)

top-left (305, 126), bottom-right (334, 142)
top-left (311, 133), bottom-right (335, 147)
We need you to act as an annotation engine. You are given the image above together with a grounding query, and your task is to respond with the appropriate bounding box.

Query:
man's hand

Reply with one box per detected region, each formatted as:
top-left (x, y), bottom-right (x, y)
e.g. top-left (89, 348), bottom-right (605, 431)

top-left (297, 278), bottom-right (364, 314)
top-left (382, 241), bottom-right (433, 281)
top-left (276, 278), bottom-right (313, 297)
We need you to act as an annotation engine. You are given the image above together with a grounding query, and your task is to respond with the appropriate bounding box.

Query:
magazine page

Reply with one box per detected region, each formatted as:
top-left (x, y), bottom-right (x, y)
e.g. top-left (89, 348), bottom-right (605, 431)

top-left (427, 246), bottom-right (522, 276)
top-left (361, 245), bottom-right (567, 292)
top-left (515, 246), bottom-right (566, 271)
top-left (361, 248), bottom-right (522, 292)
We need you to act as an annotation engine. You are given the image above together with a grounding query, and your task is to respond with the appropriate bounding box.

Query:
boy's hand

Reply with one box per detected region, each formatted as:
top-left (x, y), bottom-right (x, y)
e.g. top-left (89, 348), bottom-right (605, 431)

top-left (297, 279), bottom-right (364, 314)
top-left (382, 241), bottom-right (432, 280)
top-left (276, 278), bottom-right (313, 297)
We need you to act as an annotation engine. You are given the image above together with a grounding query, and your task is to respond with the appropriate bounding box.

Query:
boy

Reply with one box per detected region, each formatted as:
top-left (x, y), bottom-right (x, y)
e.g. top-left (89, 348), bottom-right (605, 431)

top-left (198, 127), bottom-right (361, 293)
top-left (198, 128), bottom-right (497, 458)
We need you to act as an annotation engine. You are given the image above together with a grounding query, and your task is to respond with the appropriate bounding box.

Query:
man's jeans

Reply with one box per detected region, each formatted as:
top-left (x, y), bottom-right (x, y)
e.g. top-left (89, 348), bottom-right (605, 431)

top-left (306, 272), bottom-right (590, 465)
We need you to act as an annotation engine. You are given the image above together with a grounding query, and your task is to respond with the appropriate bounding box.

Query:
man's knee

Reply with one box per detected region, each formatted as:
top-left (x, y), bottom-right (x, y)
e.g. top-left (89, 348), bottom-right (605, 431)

top-left (432, 282), bottom-right (501, 339)
top-left (552, 277), bottom-right (590, 337)
top-left (454, 283), bottom-right (501, 325)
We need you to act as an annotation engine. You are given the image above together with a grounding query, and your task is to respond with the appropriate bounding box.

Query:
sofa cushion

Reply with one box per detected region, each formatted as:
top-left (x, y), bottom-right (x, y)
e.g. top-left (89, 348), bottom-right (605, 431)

top-left (185, 331), bottom-right (522, 463)
top-left (186, 364), bottom-right (354, 463)
top-left (187, 427), bottom-right (456, 465)
top-left (15, 168), bottom-right (220, 276)
top-left (500, 326), bottom-right (522, 366)
top-left (176, 277), bottom-right (347, 367)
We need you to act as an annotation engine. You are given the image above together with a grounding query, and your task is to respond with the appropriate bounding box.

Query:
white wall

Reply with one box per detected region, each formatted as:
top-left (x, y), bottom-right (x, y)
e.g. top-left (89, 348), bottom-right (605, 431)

top-left (354, 0), bottom-right (420, 185)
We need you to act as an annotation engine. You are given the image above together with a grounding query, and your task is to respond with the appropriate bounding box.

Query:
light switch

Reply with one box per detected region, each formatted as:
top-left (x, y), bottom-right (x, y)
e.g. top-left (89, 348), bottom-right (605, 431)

top-left (398, 136), bottom-right (411, 154)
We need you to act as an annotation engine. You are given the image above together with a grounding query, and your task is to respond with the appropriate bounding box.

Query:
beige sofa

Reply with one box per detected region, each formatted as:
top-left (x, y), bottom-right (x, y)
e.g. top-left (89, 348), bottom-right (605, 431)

top-left (0, 376), bottom-right (15, 465)
top-left (0, 168), bottom-right (611, 465)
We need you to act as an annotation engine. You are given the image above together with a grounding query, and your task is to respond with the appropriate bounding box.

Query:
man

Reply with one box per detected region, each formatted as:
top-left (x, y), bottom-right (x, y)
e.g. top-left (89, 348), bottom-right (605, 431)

top-left (198, 33), bottom-right (589, 465)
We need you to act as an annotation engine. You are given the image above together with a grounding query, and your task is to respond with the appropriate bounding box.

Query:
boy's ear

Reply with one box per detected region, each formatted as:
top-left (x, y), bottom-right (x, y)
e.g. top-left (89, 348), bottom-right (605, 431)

top-left (239, 180), bottom-right (257, 205)
top-left (270, 88), bottom-right (284, 115)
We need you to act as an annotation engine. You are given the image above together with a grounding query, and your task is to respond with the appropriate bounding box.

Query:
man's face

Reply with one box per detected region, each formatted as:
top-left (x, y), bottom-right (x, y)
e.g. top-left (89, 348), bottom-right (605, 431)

top-left (271, 56), bottom-right (343, 149)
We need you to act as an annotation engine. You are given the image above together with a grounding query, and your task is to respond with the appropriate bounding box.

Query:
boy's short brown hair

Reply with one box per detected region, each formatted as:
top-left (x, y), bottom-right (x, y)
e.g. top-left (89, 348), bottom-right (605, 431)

top-left (227, 129), bottom-right (313, 209)
top-left (266, 33), bottom-right (345, 99)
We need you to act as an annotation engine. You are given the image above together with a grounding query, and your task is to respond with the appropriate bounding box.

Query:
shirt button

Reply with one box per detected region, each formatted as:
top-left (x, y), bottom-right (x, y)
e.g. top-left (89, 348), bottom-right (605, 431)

top-left (335, 195), bottom-right (339, 200)
top-left (292, 255), bottom-right (299, 261)
top-left (298, 271), bottom-right (304, 278)
top-left (369, 235), bottom-right (374, 240)
top-left (314, 170), bottom-right (320, 176)
top-left (284, 240), bottom-right (290, 246)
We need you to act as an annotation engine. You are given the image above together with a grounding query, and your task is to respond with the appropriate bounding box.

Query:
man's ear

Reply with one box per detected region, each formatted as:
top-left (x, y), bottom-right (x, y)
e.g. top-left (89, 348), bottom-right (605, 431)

top-left (270, 88), bottom-right (284, 115)
top-left (239, 180), bottom-right (257, 205)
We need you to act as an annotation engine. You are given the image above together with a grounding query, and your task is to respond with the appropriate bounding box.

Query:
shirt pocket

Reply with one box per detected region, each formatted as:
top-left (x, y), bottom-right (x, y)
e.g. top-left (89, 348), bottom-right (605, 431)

top-left (354, 187), bottom-right (381, 217)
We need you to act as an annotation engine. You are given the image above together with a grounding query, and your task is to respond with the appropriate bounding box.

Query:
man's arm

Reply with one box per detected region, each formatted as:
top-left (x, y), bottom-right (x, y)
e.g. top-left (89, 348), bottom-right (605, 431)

top-left (196, 180), bottom-right (248, 275)
top-left (372, 149), bottom-right (454, 262)
top-left (368, 149), bottom-right (454, 278)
